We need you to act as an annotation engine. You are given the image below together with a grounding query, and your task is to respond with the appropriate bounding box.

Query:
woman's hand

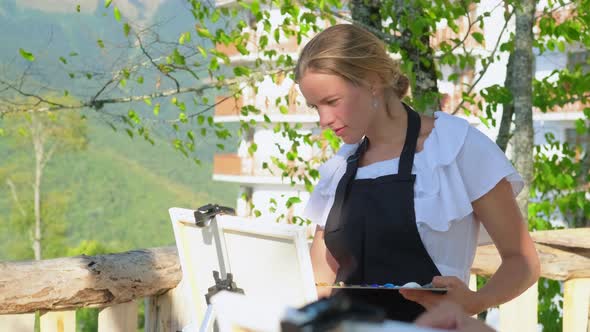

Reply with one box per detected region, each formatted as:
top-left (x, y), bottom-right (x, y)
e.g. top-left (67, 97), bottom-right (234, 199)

top-left (399, 276), bottom-right (483, 315)
top-left (414, 300), bottom-right (494, 332)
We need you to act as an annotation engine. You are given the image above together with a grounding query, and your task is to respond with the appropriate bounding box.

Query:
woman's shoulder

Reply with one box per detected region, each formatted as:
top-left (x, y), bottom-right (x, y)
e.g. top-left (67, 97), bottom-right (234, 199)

top-left (420, 111), bottom-right (471, 167)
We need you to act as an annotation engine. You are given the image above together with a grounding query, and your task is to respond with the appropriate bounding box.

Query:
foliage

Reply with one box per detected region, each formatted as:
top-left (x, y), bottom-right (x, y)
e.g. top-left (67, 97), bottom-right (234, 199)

top-left (2, 0), bottom-right (590, 330)
top-left (0, 112), bottom-right (239, 261)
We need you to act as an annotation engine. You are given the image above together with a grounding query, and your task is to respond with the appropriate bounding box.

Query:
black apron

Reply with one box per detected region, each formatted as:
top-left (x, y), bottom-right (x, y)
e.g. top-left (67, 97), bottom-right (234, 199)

top-left (323, 103), bottom-right (442, 322)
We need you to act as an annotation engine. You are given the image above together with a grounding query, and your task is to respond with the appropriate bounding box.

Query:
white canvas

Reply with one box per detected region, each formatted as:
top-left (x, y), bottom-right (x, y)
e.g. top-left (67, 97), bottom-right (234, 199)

top-left (168, 207), bottom-right (317, 328)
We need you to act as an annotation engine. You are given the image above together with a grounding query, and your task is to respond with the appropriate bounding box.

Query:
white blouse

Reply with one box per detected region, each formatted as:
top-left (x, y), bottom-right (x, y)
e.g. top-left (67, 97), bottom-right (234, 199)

top-left (303, 111), bottom-right (524, 285)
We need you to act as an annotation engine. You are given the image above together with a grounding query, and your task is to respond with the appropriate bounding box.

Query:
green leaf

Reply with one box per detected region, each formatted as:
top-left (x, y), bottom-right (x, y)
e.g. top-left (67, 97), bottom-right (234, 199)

top-left (575, 119), bottom-right (586, 135)
top-left (59, 56), bottom-right (67, 64)
top-left (76, 5), bottom-right (81, 12)
top-left (104, 0), bottom-right (112, 8)
top-left (123, 23), bottom-right (131, 37)
top-left (69, 52), bottom-right (79, 57)
top-left (153, 103), bottom-right (160, 116)
top-left (196, 26), bottom-right (212, 38)
top-left (179, 32), bottom-right (191, 45)
top-left (285, 196), bottom-right (302, 208)
top-left (113, 6), bottom-right (121, 21)
top-left (557, 40), bottom-right (566, 53)
top-left (136, 76), bottom-right (144, 84)
top-left (211, 10), bottom-right (220, 23)
top-left (248, 143), bottom-right (258, 156)
top-left (233, 66), bottom-right (251, 76)
top-left (97, 39), bottom-right (105, 48)
top-left (448, 73), bottom-right (459, 82)
top-left (259, 35), bottom-right (268, 49)
top-left (197, 46), bottom-right (207, 58)
top-left (172, 48), bottom-right (186, 65)
top-left (143, 98), bottom-right (152, 106)
top-left (471, 32), bottom-right (484, 44)
top-left (19, 48), bottom-right (35, 62)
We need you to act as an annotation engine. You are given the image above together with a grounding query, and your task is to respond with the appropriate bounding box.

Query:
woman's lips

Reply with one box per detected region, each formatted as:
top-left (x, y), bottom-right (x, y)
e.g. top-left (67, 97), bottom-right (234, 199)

top-left (334, 126), bottom-right (346, 136)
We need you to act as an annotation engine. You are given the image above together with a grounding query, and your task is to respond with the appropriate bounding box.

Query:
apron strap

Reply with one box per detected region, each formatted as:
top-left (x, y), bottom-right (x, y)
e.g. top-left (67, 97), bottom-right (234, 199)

top-left (398, 103), bottom-right (421, 176)
top-left (324, 138), bottom-right (367, 233)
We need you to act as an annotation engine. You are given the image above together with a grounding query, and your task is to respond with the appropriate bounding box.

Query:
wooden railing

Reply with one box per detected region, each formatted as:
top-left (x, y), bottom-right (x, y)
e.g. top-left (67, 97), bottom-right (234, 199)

top-left (1, 229), bottom-right (588, 331)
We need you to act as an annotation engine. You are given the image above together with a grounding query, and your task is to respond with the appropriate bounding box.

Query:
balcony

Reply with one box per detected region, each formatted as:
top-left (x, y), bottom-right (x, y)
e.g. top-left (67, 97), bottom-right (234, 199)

top-left (214, 32), bottom-right (300, 62)
top-left (431, 5), bottom-right (484, 51)
top-left (214, 90), bottom-right (318, 123)
top-left (214, 96), bottom-right (243, 117)
top-left (213, 153), bottom-right (287, 184)
top-left (0, 229), bottom-right (588, 331)
top-left (212, 153), bottom-right (316, 186)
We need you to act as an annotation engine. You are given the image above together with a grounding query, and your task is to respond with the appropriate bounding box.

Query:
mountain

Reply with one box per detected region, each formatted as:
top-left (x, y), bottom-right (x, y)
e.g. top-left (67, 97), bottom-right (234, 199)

top-left (0, 112), bottom-right (239, 260)
top-left (0, 0), bottom-right (241, 260)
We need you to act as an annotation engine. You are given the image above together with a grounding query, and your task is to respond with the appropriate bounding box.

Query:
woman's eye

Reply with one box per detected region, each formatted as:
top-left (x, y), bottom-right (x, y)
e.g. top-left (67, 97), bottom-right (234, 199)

top-left (327, 99), bottom-right (338, 105)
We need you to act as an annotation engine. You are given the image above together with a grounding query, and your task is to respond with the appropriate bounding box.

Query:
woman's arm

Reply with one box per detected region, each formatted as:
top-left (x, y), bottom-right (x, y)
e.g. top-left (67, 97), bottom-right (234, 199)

top-left (310, 225), bottom-right (339, 298)
top-left (401, 178), bottom-right (540, 314)
top-left (469, 178), bottom-right (541, 313)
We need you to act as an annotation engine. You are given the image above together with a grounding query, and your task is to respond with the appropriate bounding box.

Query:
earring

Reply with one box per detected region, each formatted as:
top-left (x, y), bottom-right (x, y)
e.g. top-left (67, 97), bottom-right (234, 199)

top-left (372, 96), bottom-right (379, 110)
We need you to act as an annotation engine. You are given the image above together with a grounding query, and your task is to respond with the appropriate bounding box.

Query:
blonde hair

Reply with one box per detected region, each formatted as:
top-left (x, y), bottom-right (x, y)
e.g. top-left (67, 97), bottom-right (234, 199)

top-left (294, 24), bottom-right (410, 115)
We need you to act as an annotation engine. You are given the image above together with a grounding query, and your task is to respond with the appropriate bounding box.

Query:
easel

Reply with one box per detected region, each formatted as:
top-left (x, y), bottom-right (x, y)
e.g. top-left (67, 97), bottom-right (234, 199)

top-left (180, 204), bottom-right (244, 332)
top-left (170, 204), bottom-right (317, 332)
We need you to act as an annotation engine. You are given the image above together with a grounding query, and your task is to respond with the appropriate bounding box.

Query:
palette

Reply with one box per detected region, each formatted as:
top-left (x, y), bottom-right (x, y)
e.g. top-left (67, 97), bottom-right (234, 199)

top-left (315, 282), bottom-right (447, 293)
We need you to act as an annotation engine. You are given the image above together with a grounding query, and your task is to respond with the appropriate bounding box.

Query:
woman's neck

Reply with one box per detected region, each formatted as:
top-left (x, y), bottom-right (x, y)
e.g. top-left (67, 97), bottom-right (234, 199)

top-left (365, 99), bottom-right (407, 149)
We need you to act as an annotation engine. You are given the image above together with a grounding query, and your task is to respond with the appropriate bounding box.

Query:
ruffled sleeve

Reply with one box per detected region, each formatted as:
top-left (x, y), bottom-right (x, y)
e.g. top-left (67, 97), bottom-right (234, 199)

top-left (302, 143), bottom-right (359, 228)
top-left (413, 111), bottom-right (524, 244)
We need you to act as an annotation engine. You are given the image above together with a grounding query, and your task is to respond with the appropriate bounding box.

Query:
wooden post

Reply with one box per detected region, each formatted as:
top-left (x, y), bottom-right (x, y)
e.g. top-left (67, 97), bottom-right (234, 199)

top-left (469, 274), bottom-right (478, 318)
top-left (563, 278), bottom-right (590, 332)
top-left (498, 282), bottom-right (538, 332)
top-left (469, 274), bottom-right (477, 292)
top-left (40, 310), bottom-right (76, 332)
top-left (98, 301), bottom-right (137, 332)
top-left (145, 282), bottom-right (193, 332)
top-left (0, 313), bottom-right (35, 332)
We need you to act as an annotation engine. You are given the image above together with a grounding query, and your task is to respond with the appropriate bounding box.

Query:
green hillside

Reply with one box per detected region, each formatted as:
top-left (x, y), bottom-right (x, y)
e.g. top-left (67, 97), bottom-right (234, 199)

top-left (0, 114), bottom-right (239, 260)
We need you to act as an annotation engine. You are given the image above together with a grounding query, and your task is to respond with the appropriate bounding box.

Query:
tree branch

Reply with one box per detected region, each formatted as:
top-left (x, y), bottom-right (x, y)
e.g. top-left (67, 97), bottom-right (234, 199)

top-left (6, 179), bottom-right (27, 217)
top-left (452, 10), bottom-right (514, 115)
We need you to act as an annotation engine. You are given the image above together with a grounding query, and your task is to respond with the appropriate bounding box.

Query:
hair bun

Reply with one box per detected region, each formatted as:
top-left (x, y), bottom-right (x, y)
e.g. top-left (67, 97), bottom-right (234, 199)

top-left (394, 75), bottom-right (410, 98)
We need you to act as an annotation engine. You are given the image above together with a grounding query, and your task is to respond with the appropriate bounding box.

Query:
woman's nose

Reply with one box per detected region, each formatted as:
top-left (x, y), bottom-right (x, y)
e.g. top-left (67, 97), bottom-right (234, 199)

top-left (318, 109), bottom-right (335, 129)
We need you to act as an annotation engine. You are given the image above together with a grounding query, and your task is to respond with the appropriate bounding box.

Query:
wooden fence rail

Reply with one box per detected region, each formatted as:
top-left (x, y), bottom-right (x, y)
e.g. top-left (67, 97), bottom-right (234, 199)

top-left (0, 229), bottom-right (588, 331)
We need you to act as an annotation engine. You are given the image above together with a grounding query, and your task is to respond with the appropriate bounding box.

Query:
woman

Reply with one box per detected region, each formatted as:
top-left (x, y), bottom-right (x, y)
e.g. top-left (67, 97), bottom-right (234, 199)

top-left (296, 24), bottom-right (540, 322)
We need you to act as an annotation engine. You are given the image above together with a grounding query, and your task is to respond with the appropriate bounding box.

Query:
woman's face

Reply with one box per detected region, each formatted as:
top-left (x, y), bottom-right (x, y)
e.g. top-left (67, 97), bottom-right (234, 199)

top-left (298, 70), bottom-right (374, 144)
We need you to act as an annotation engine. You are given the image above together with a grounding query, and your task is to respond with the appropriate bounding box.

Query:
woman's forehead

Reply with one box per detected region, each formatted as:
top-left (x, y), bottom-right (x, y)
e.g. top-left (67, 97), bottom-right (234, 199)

top-left (299, 72), bottom-right (349, 97)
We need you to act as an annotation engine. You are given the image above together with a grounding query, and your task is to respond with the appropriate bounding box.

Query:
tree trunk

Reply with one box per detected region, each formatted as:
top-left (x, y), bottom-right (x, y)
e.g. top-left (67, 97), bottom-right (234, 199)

top-left (394, 2), bottom-right (440, 116)
top-left (511, 1), bottom-right (536, 220)
top-left (496, 52), bottom-right (515, 152)
top-left (351, 0), bottom-right (382, 30)
top-left (31, 114), bottom-right (44, 261)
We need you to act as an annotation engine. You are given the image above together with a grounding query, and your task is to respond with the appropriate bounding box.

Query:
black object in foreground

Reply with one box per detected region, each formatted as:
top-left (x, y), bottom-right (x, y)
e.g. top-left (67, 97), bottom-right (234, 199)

top-left (280, 292), bottom-right (386, 332)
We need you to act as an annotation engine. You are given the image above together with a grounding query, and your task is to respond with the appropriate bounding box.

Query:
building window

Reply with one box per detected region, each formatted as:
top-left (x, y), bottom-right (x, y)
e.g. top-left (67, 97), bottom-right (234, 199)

top-left (565, 127), bottom-right (590, 160)
top-left (567, 51), bottom-right (590, 73)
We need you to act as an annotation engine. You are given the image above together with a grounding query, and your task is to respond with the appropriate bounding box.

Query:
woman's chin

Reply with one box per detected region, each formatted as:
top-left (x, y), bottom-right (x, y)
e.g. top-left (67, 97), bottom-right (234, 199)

top-left (341, 135), bottom-right (363, 144)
